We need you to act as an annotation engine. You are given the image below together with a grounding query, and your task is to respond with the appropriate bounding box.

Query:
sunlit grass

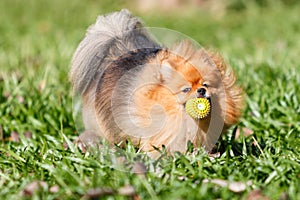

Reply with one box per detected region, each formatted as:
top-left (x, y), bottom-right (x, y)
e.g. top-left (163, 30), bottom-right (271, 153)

top-left (0, 0), bottom-right (299, 199)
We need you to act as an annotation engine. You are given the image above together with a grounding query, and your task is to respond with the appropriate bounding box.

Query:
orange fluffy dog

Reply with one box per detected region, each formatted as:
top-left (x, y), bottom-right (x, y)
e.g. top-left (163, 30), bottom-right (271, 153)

top-left (70, 9), bottom-right (243, 156)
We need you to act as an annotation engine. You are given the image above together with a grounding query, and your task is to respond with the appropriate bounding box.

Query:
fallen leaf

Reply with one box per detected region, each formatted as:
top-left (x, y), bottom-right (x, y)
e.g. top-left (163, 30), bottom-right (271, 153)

top-left (118, 185), bottom-right (136, 196)
top-left (202, 178), bottom-right (252, 193)
top-left (83, 188), bottom-right (114, 199)
top-left (279, 192), bottom-right (288, 200)
top-left (133, 195), bottom-right (141, 200)
top-left (132, 162), bottom-right (147, 177)
top-left (208, 151), bottom-right (221, 158)
top-left (116, 156), bottom-right (126, 165)
top-left (49, 185), bottom-right (59, 193)
top-left (245, 189), bottom-right (270, 200)
top-left (3, 91), bottom-right (10, 99)
top-left (17, 95), bottom-right (24, 104)
top-left (63, 142), bottom-right (68, 150)
top-left (228, 181), bottom-right (251, 193)
top-left (38, 80), bottom-right (46, 91)
top-left (10, 131), bottom-right (20, 143)
top-left (22, 181), bottom-right (48, 196)
top-left (235, 127), bottom-right (254, 139)
top-left (178, 176), bottom-right (186, 181)
top-left (24, 131), bottom-right (32, 139)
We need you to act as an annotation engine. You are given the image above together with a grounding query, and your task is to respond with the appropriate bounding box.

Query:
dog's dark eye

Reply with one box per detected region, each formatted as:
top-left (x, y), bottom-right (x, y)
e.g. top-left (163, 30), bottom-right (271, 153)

top-left (203, 83), bottom-right (209, 87)
top-left (182, 87), bottom-right (191, 93)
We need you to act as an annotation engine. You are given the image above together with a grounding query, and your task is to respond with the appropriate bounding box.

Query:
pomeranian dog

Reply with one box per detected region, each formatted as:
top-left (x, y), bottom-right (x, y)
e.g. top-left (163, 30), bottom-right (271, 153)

top-left (70, 9), bottom-right (243, 156)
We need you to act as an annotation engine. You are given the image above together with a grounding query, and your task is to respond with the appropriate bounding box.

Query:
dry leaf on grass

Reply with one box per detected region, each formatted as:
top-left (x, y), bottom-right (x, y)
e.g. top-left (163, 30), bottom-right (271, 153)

top-left (17, 95), bottom-right (24, 104)
top-left (3, 91), bottom-right (10, 99)
top-left (24, 131), bottom-right (32, 139)
top-left (21, 181), bottom-right (48, 196)
top-left (49, 185), bottom-right (59, 193)
top-left (245, 189), bottom-right (270, 200)
top-left (279, 192), bottom-right (288, 200)
top-left (132, 162), bottom-right (147, 177)
top-left (63, 142), bottom-right (69, 150)
top-left (118, 185), bottom-right (136, 196)
top-left (83, 188), bottom-right (115, 199)
top-left (9, 131), bottom-right (32, 143)
top-left (202, 178), bottom-right (252, 193)
top-left (10, 131), bottom-right (20, 143)
top-left (83, 185), bottom-right (138, 199)
top-left (208, 151), bottom-right (221, 158)
top-left (235, 127), bottom-right (254, 139)
top-left (116, 156), bottom-right (126, 165)
top-left (38, 80), bottom-right (46, 91)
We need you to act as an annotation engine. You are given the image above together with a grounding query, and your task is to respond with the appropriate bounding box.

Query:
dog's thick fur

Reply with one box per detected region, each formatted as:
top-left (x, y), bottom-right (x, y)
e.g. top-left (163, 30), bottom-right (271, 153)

top-left (70, 9), bottom-right (243, 156)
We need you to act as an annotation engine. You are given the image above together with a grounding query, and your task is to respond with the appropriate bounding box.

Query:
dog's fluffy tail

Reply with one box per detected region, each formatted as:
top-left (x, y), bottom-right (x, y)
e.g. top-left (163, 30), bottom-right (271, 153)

top-left (70, 9), bottom-right (159, 94)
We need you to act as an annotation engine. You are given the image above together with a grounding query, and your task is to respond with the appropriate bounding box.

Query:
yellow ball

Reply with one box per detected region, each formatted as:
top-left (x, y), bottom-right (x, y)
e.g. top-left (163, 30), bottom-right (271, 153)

top-left (185, 98), bottom-right (211, 119)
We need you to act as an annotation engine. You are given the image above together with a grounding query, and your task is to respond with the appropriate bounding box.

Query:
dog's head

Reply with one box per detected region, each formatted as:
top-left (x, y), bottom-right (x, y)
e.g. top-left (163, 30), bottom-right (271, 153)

top-left (155, 41), bottom-right (243, 126)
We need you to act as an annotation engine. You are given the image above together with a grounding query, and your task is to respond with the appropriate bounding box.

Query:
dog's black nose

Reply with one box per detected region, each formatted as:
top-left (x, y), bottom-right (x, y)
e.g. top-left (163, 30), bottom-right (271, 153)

top-left (197, 87), bottom-right (206, 96)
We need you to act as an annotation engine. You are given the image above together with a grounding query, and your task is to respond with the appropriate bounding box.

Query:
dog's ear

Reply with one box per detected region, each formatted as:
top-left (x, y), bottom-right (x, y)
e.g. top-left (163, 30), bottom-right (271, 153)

top-left (159, 59), bottom-right (175, 83)
top-left (205, 51), bottom-right (227, 77)
top-left (206, 51), bottom-right (244, 126)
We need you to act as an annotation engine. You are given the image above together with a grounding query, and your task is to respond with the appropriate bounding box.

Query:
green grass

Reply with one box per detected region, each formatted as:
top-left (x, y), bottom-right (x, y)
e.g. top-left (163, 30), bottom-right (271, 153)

top-left (0, 0), bottom-right (300, 199)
